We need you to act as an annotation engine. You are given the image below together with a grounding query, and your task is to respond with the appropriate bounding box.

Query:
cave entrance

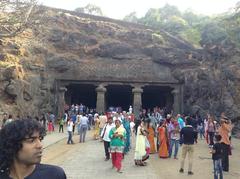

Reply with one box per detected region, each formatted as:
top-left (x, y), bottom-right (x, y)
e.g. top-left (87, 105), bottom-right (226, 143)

top-left (142, 86), bottom-right (173, 112)
top-left (65, 84), bottom-right (96, 109)
top-left (106, 85), bottom-right (132, 112)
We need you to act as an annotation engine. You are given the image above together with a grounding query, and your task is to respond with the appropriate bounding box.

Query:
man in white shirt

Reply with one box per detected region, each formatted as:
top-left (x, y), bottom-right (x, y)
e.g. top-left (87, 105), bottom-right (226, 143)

top-left (67, 119), bottom-right (74, 144)
top-left (101, 116), bottom-right (115, 161)
top-left (79, 113), bottom-right (89, 143)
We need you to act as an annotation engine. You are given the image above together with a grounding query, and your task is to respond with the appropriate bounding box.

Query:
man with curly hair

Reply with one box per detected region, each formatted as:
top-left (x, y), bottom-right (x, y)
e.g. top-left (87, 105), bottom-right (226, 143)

top-left (0, 118), bottom-right (66, 179)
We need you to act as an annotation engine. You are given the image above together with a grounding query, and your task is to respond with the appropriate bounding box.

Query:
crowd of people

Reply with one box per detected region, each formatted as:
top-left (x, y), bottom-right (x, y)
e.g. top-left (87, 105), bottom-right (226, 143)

top-left (92, 108), bottom-right (233, 177)
top-left (0, 105), bottom-right (233, 178)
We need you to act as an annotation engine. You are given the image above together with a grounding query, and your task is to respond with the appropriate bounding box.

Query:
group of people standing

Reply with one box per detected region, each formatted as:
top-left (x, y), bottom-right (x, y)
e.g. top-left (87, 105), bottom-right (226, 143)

top-left (96, 108), bottom-right (233, 179)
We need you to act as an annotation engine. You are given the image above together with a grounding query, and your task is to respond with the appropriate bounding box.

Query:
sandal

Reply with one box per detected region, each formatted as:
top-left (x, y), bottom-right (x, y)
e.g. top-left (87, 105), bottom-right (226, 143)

top-left (138, 162), bottom-right (147, 166)
top-left (117, 169), bottom-right (123, 173)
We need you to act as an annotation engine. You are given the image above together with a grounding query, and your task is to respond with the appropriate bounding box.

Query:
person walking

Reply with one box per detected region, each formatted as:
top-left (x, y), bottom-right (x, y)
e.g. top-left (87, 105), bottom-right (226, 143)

top-left (211, 135), bottom-right (223, 179)
top-left (101, 116), bottom-right (115, 161)
top-left (59, 117), bottom-right (64, 133)
top-left (67, 118), bottom-right (74, 144)
top-left (179, 117), bottom-right (198, 175)
top-left (109, 118), bottom-right (126, 173)
top-left (134, 120), bottom-right (149, 166)
top-left (147, 122), bottom-right (156, 154)
top-left (218, 115), bottom-right (232, 172)
top-left (168, 117), bottom-right (180, 159)
top-left (0, 118), bottom-right (66, 179)
top-left (79, 113), bottom-right (89, 143)
top-left (158, 121), bottom-right (169, 158)
top-left (122, 112), bottom-right (131, 154)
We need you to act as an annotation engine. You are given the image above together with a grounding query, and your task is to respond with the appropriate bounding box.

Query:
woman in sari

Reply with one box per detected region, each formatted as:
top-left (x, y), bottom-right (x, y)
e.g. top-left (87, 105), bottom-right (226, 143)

top-left (93, 114), bottom-right (100, 140)
top-left (147, 122), bottom-right (156, 154)
top-left (122, 114), bottom-right (131, 154)
top-left (158, 121), bottom-right (169, 158)
top-left (109, 118), bottom-right (126, 173)
top-left (134, 120), bottom-right (149, 166)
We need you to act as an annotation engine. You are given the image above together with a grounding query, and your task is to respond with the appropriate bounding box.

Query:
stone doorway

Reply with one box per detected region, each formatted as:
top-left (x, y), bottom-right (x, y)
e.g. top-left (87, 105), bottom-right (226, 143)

top-left (142, 86), bottom-right (173, 111)
top-left (106, 85), bottom-right (132, 111)
top-left (65, 84), bottom-right (96, 108)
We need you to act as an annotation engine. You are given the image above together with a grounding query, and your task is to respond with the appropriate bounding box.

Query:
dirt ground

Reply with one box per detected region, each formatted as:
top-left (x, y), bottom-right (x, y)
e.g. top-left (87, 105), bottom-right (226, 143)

top-left (42, 131), bottom-right (240, 179)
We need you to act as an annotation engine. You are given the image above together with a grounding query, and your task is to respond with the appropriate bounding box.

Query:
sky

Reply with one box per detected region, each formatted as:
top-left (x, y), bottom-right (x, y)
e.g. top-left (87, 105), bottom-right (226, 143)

top-left (39, 0), bottom-right (239, 19)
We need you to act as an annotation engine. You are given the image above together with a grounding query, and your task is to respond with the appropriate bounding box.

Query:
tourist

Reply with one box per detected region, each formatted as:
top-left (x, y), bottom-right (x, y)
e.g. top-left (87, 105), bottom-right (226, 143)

top-left (211, 135), bottom-right (223, 179)
top-left (109, 117), bottom-right (126, 173)
top-left (79, 113), bottom-right (89, 143)
top-left (58, 117), bottom-right (64, 133)
top-left (93, 113), bottom-right (100, 140)
top-left (197, 115), bottom-right (205, 139)
top-left (179, 117), bottom-right (198, 175)
top-left (204, 114), bottom-right (210, 144)
top-left (177, 114), bottom-right (185, 130)
top-left (99, 113), bottom-right (107, 141)
top-left (134, 120), bottom-right (149, 166)
top-left (158, 120), bottom-right (169, 158)
top-left (76, 113), bottom-right (82, 134)
top-left (147, 122), bottom-right (156, 154)
top-left (218, 115), bottom-right (232, 172)
top-left (0, 119), bottom-right (66, 179)
top-left (168, 117), bottom-right (180, 159)
top-left (47, 120), bottom-right (54, 133)
top-left (67, 118), bottom-right (74, 144)
top-left (122, 112), bottom-right (131, 154)
top-left (207, 116), bottom-right (216, 147)
top-left (49, 112), bottom-right (55, 131)
top-left (101, 116), bottom-right (115, 161)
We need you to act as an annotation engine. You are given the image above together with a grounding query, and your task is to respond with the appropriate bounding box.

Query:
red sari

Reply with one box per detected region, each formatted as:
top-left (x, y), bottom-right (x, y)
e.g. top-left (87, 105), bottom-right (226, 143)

top-left (158, 126), bottom-right (169, 158)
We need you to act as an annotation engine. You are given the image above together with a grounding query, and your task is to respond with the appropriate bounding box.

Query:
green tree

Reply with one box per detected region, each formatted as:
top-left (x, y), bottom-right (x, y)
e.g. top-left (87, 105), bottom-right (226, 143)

top-left (159, 4), bottom-right (181, 22)
top-left (200, 23), bottom-right (229, 46)
top-left (75, 4), bottom-right (103, 16)
top-left (164, 15), bottom-right (188, 34)
top-left (123, 12), bottom-right (138, 23)
top-left (139, 8), bottom-right (161, 27)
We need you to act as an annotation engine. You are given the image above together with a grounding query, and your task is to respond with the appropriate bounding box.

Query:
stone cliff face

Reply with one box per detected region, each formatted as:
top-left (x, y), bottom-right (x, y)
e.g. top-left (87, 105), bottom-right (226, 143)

top-left (0, 8), bottom-right (239, 129)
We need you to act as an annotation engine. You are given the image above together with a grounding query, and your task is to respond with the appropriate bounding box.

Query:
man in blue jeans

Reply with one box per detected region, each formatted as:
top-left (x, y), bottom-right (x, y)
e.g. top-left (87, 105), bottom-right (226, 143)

top-left (168, 117), bottom-right (180, 159)
top-left (211, 135), bottom-right (223, 179)
top-left (79, 113), bottom-right (89, 143)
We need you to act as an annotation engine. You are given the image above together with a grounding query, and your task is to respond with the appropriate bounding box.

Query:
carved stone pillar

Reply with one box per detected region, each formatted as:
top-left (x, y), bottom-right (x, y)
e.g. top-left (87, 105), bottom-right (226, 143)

top-left (132, 87), bottom-right (143, 118)
top-left (58, 87), bottom-right (67, 118)
top-left (172, 87), bottom-right (182, 115)
top-left (96, 85), bottom-right (106, 113)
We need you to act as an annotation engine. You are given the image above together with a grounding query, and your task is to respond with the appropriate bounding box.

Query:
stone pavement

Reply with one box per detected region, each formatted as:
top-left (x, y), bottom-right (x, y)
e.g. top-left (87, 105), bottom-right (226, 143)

top-left (42, 131), bottom-right (66, 148)
top-left (43, 130), bottom-right (240, 179)
top-left (58, 133), bottom-right (159, 179)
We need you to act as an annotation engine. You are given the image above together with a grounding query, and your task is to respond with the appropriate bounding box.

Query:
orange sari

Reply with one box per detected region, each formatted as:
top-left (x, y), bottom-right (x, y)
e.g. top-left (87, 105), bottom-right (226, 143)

top-left (147, 127), bottom-right (156, 154)
top-left (158, 126), bottom-right (169, 158)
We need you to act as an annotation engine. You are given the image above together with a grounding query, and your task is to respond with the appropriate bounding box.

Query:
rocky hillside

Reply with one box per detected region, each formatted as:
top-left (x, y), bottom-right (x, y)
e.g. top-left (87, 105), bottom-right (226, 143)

top-left (0, 7), bottom-right (239, 129)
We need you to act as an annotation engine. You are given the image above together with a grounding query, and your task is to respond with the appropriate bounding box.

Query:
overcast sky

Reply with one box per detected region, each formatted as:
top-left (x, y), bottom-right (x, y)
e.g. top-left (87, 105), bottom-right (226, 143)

top-left (39, 0), bottom-right (239, 19)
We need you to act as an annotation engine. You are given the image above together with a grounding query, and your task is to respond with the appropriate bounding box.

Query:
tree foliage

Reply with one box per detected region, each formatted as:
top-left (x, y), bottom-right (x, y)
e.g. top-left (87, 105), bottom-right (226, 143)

top-left (0, 0), bottom-right (46, 38)
top-left (200, 23), bottom-right (229, 46)
top-left (123, 3), bottom-right (240, 48)
top-left (75, 4), bottom-right (103, 16)
top-left (123, 12), bottom-right (138, 23)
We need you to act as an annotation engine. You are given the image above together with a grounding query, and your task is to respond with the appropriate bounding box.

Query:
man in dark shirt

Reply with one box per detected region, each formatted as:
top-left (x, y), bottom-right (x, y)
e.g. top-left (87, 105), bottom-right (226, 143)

top-left (179, 117), bottom-right (198, 175)
top-left (0, 118), bottom-right (66, 179)
top-left (211, 135), bottom-right (223, 179)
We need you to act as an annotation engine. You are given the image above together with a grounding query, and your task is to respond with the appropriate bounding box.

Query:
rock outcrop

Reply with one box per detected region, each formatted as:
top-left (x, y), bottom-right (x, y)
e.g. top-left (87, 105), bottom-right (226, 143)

top-left (0, 8), bottom-right (239, 132)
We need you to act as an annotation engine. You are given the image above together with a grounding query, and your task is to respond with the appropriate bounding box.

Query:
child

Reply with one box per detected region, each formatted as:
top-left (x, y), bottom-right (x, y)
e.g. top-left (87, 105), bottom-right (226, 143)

top-left (211, 135), bottom-right (223, 179)
top-left (48, 120), bottom-right (54, 133)
top-left (59, 118), bottom-right (64, 133)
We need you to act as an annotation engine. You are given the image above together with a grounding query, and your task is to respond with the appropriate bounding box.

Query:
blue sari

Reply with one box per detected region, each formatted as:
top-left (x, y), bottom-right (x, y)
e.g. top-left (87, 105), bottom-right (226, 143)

top-left (122, 118), bottom-right (131, 153)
